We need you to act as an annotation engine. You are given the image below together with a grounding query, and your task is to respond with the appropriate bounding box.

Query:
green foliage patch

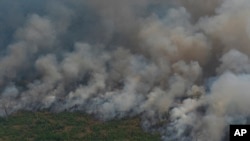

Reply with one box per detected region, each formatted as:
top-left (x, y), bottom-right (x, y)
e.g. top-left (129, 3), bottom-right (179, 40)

top-left (0, 111), bottom-right (160, 141)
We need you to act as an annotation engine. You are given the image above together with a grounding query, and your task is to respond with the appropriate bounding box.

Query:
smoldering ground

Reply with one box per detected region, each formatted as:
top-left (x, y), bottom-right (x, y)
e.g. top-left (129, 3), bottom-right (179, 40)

top-left (0, 0), bottom-right (250, 140)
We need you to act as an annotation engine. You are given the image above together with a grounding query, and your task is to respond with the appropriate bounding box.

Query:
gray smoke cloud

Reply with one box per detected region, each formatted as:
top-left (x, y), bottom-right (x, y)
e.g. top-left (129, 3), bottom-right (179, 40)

top-left (0, 0), bottom-right (250, 140)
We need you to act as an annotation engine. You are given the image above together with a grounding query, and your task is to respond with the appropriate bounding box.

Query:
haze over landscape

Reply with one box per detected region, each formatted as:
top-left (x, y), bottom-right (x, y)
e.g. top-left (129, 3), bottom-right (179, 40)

top-left (0, 0), bottom-right (250, 140)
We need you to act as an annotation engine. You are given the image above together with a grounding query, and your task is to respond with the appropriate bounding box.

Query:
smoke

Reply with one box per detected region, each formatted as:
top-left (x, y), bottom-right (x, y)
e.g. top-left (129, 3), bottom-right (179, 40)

top-left (0, 0), bottom-right (250, 140)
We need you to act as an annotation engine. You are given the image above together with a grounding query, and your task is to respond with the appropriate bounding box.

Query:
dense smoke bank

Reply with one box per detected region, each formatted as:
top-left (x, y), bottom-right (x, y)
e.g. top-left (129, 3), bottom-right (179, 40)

top-left (0, 0), bottom-right (250, 140)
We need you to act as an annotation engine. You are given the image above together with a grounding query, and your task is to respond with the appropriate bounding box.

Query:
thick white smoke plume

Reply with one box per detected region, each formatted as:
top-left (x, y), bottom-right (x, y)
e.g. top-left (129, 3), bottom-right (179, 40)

top-left (0, 0), bottom-right (250, 140)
